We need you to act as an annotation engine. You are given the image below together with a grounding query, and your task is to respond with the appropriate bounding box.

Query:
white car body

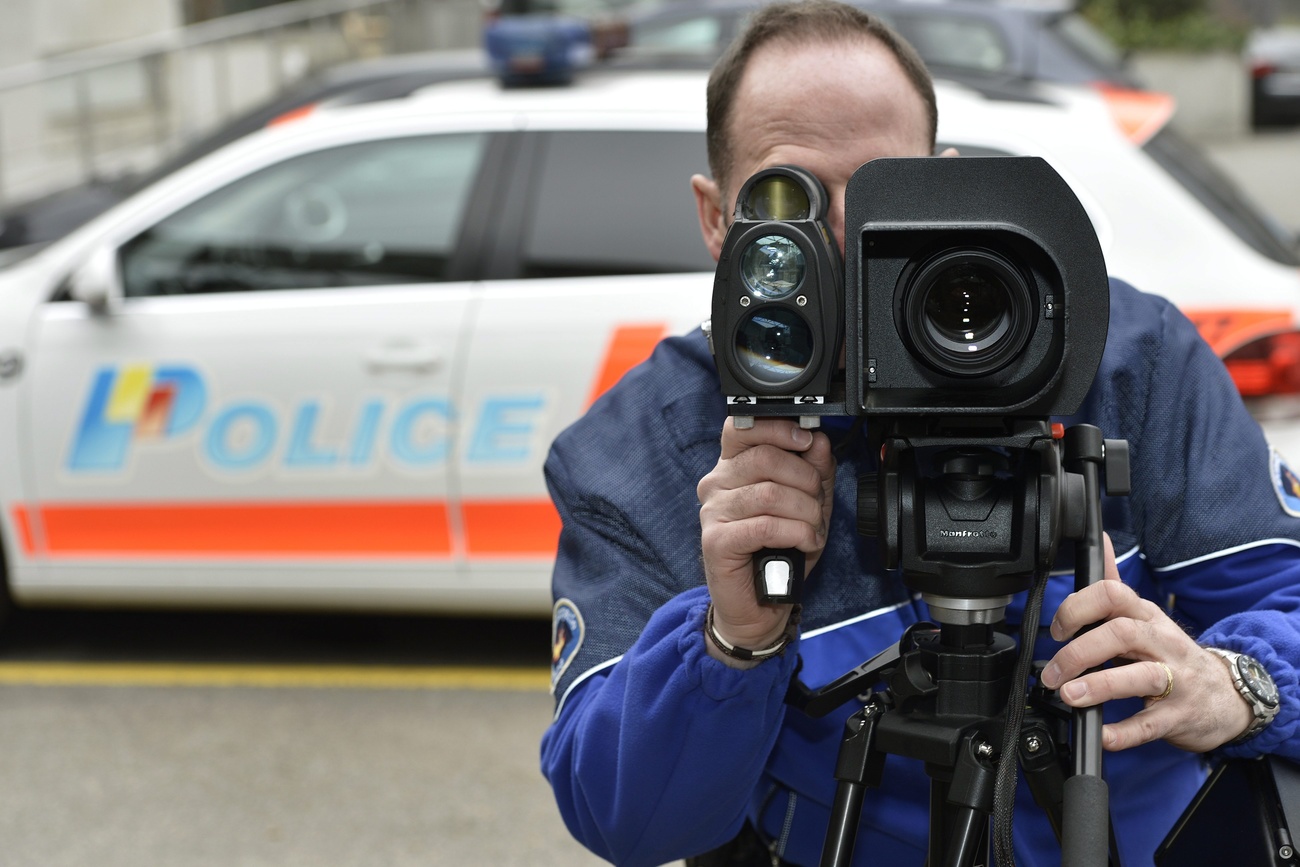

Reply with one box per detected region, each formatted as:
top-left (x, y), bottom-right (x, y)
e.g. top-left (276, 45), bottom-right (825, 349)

top-left (0, 70), bottom-right (1294, 616)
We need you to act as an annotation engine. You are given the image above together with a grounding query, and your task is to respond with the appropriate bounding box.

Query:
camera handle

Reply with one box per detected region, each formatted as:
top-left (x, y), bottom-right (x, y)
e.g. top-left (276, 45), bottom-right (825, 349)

top-left (735, 412), bottom-right (823, 606)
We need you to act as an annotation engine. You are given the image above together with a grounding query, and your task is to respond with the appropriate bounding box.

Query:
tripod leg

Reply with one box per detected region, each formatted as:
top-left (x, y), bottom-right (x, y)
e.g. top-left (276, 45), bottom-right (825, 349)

top-left (935, 734), bottom-right (998, 867)
top-left (820, 701), bottom-right (886, 867)
top-left (1020, 720), bottom-right (1066, 842)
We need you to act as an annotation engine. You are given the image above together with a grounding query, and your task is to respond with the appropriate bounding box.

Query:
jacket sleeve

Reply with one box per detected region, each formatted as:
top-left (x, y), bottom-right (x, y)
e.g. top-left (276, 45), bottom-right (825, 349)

top-left (1180, 544), bottom-right (1300, 759)
top-left (539, 334), bottom-right (800, 866)
top-left (541, 587), bottom-right (799, 866)
top-left (1099, 282), bottom-right (1300, 758)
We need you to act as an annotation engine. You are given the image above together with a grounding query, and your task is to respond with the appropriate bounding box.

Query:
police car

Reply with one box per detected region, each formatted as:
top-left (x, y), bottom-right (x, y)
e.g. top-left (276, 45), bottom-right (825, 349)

top-left (0, 67), bottom-right (1295, 620)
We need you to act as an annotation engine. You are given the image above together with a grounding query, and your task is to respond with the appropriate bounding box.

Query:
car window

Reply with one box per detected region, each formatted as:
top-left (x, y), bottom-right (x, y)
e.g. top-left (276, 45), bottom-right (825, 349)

top-left (519, 130), bottom-right (715, 278)
top-left (119, 133), bottom-right (489, 297)
top-left (892, 13), bottom-right (1010, 75)
top-left (632, 15), bottom-right (725, 51)
top-left (1049, 13), bottom-right (1126, 76)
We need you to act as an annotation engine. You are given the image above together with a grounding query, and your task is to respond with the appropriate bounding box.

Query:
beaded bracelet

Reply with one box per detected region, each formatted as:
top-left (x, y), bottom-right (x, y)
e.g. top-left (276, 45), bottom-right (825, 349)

top-left (704, 602), bottom-right (800, 662)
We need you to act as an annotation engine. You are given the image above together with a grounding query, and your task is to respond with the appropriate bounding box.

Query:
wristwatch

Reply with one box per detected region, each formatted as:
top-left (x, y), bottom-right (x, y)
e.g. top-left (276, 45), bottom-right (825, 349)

top-left (1205, 648), bottom-right (1280, 743)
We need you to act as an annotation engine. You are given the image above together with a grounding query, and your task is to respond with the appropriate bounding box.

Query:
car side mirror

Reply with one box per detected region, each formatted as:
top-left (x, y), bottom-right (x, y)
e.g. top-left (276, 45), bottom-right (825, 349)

top-left (67, 244), bottom-right (122, 314)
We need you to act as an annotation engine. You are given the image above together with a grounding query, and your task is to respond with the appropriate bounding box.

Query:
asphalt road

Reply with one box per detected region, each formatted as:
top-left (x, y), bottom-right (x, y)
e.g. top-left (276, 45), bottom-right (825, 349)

top-left (0, 609), bottom-right (609, 867)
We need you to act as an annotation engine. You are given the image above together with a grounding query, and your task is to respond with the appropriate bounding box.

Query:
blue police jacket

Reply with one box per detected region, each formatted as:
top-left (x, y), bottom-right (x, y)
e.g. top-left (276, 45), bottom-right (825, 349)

top-left (541, 278), bottom-right (1300, 867)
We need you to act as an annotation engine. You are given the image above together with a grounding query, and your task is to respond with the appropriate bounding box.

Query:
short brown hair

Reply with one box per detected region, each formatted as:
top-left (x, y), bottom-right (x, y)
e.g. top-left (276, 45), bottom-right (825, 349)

top-left (705, 0), bottom-right (938, 189)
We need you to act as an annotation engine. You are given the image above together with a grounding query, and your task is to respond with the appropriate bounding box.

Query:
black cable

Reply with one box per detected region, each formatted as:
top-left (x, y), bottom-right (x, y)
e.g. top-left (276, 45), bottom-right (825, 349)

top-left (992, 572), bottom-right (1049, 867)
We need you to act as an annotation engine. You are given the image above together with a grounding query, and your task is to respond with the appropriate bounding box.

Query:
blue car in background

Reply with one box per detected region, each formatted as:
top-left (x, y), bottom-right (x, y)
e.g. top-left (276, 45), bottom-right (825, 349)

top-left (484, 8), bottom-right (597, 85)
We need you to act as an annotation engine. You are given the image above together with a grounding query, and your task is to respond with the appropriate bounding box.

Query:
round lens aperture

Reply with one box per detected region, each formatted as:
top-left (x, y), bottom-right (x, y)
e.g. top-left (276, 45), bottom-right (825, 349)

top-left (902, 249), bottom-right (1033, 378)
top-left (923, 265), bottom-right (1010, 351)
top-left (741, 234), bottom-right (805, 300)
top-left (735, 308), bottom-right (814, 388)
top-left (742, 176), bottom-right (811, 222)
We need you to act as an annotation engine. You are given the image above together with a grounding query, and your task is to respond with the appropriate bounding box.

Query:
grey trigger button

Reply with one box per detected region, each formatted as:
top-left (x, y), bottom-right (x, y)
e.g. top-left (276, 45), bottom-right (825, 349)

top-left (754, 548), bottom-right (805, 604)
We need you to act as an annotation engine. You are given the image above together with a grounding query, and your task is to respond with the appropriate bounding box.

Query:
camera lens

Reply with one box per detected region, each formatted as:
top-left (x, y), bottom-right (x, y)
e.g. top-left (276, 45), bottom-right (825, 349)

top-left (902, 249), bottom-right (1033, 377)
top-left (742, 176), bottom-right (811, 221)
top-left (924, 268), bottom-right (1008, 347)
top-left (741, 234), bottom-right (805, 300)
top-left (735, 308), bottom-right (814, 388)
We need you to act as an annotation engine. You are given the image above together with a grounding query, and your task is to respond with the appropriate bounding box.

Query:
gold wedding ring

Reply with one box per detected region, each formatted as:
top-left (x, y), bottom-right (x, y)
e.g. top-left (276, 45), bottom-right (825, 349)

top-left (1145, 661), bottom-right (1174, 702)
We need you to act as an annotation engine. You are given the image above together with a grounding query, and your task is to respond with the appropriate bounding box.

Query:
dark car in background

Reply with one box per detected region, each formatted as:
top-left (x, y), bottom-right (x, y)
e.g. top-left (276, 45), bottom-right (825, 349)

top-left (622, 0), bottom-right (1138, 87)
top-left (1248, 26), bottom-right (1300, 128)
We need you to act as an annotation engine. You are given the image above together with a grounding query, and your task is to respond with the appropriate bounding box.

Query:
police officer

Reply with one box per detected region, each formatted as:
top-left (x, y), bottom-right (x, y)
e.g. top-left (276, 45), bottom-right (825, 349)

top-left (542, 3), bottom-right (1300, 864)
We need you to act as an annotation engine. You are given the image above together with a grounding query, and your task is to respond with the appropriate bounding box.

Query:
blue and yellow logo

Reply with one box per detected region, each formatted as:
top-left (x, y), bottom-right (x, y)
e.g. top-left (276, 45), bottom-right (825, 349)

top-left (67, 364), bottom-right (207, 472)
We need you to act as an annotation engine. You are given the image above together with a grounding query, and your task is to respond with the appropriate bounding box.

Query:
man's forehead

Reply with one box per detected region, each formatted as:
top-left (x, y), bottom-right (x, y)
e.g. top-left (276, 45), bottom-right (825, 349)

top-left (722, 38), bottom-right (931, 194)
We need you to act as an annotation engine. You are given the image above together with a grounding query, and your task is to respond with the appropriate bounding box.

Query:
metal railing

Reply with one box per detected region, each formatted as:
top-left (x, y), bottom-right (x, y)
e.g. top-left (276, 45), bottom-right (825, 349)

top-left (0, 0), bottom-right (483, 209)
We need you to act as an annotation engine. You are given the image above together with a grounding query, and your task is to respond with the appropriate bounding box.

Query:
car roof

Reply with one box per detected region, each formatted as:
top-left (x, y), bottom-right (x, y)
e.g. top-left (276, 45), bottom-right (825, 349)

top-left (306, 67), bottom-right (713, 129)
top-left (314, 60), bottom-right (1104, 120)
top-left (295, 63), bottom-right (1096, 135)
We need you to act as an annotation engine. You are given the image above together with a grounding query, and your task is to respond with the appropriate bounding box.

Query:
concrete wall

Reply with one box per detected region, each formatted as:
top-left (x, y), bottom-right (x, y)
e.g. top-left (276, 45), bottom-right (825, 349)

top-left (33, 0), bottom-right (182, 56)
top-left (1130, 50), bottom-right (1251, 140)
top-left (0, 0), bottom-right (485, 208)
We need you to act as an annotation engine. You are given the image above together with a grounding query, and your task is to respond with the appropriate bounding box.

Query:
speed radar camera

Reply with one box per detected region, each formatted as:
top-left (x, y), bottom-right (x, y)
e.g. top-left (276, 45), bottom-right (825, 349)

top-left (708, 157), bottom-right (1109, 425)
top-left (708, 154), bottom-right (1117, 606)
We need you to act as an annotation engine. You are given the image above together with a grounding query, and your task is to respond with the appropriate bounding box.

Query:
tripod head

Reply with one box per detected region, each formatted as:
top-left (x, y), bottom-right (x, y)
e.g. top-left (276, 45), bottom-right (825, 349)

top-left (859, 415), bottom-right (1091, 628)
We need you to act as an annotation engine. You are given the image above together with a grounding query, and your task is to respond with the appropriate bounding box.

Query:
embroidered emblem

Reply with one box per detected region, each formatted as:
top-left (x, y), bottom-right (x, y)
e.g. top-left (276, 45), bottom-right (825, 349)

top-left (551, 598), bottom-right (585, 694)
top-left (1271, 448), bottom-right (1300, 518)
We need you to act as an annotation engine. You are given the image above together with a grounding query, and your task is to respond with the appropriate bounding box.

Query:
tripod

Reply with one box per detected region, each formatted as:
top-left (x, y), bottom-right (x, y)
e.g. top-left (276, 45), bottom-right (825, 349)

top-left (787, 423), bottom-right (1128, 867)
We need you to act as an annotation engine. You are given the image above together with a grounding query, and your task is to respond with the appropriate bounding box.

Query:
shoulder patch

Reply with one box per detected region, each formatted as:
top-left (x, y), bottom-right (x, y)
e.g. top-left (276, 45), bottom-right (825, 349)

top-left (1271, 448), bottom-right (1300, 518)
top-left (551, 598), bottom-right (585, 694)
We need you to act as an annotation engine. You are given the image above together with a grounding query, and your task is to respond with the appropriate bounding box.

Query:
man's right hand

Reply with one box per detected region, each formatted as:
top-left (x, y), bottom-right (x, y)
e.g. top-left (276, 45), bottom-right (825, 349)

top-left (696, 417), bottom-right (836, 665)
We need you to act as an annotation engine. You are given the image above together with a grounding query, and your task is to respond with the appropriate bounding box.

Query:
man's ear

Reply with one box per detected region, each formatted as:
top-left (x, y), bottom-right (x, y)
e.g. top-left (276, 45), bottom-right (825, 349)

top-left (691, 173), bottom-right (728, 263)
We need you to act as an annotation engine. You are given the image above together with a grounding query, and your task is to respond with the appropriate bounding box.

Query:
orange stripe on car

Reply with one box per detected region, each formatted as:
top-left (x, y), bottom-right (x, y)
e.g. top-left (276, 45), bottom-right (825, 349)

top-left (1182, 308), bottom-right (1294, 356)
top-left (586, 323), bottom-right (668, 407)
top-left (12, 499), bottom-right (564, 559)
top-left (11, 506), bottom-right (37, 555)
top-left (14, 501), bottom-right (455, 557)
top-left (461, 498), bottom-right (561, 556)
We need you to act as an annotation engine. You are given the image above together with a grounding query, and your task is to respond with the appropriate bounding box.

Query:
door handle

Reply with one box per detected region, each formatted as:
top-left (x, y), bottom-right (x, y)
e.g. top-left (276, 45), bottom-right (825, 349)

top-left (364, 341), bottom-right (443, 374)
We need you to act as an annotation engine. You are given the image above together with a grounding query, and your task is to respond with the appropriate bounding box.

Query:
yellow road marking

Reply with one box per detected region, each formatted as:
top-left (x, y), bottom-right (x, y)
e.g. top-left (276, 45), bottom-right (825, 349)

top-left (0, 662), bottom-right (550, 692)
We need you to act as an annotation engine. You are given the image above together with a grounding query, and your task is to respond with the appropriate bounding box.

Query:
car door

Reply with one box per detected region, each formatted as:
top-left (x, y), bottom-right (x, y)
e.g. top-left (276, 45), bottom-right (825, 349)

top-left (456, 127), bottom-right (716, 600)
top-left (19, 130), bottom-right (501, 608)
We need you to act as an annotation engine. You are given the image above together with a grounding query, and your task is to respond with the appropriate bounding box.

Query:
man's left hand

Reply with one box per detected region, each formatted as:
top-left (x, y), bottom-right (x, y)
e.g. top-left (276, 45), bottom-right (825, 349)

top-left (1040, 537), bottom-right (1254, 753)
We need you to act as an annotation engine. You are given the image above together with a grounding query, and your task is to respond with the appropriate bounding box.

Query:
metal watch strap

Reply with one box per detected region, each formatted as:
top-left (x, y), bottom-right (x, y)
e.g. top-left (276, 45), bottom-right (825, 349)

top-left (1205, 647), bottom-right (1278, 743)
top-left (705, 603), bottom-right (800, 662)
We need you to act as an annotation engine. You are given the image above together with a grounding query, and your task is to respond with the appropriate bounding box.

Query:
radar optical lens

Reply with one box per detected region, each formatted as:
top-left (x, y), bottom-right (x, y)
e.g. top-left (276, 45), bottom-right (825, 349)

top-left (922, 263), bottom-right (1011, 352)
top-left (735, 308), bottom-right (814, 387)
top-left (742, 176), bottom-right (811, 221)
top-left (902, 248), bottom-right (1033, 378)
top-left (741, 234), bottom-right (805, 300)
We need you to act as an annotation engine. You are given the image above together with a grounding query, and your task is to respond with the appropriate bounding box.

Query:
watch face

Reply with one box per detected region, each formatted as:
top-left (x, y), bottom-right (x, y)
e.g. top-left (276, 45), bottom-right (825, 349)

top-left (1237, 655), bottom-right (1281, 708)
